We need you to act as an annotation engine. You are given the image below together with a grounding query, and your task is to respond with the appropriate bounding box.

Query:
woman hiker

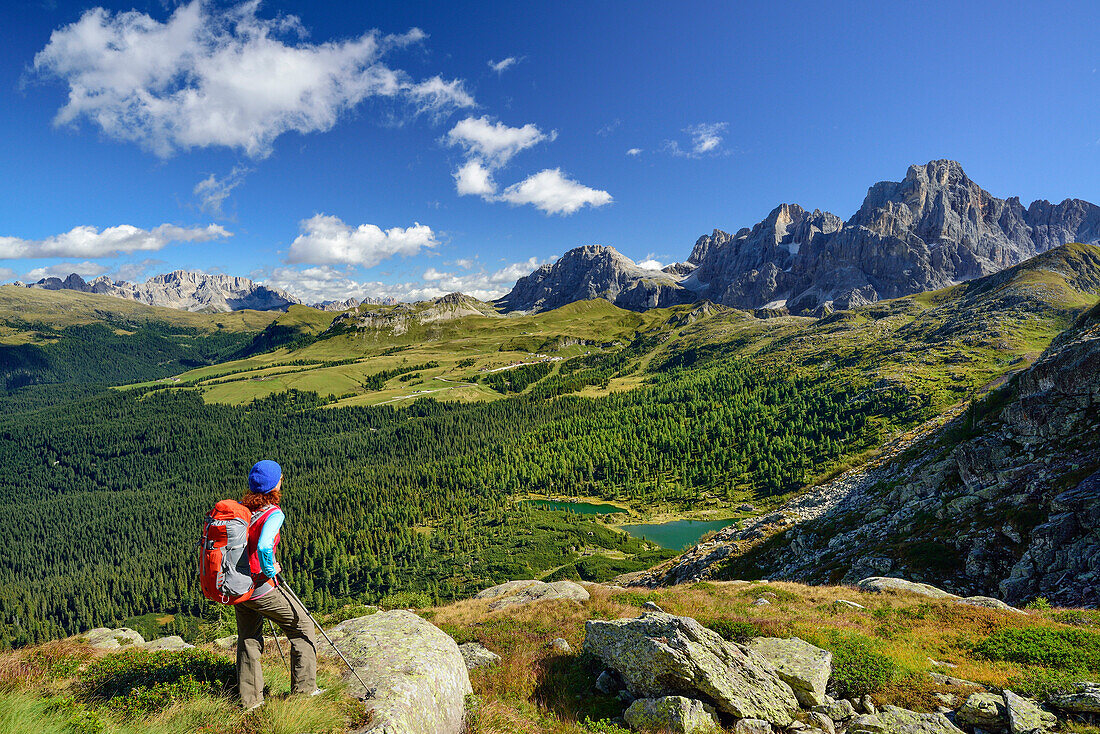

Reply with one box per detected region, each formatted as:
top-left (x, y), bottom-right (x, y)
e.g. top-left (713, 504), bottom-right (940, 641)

top-left (236, 459), bottom-right (322, 710)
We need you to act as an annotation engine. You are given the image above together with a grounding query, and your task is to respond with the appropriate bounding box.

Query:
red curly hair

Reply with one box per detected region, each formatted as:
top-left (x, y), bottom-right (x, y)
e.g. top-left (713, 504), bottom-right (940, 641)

top-left (241, 488), bottom-right (281, 511)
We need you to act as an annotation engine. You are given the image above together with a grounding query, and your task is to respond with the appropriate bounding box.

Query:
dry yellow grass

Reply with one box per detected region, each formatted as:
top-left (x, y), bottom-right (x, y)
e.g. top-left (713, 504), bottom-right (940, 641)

top-left (425, 580), bottom-right (1097, 734)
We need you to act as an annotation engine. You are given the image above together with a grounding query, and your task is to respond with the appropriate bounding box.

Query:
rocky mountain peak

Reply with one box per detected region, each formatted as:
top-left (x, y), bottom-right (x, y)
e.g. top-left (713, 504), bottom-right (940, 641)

top-left (502, 160), bottom-right (1100, 315)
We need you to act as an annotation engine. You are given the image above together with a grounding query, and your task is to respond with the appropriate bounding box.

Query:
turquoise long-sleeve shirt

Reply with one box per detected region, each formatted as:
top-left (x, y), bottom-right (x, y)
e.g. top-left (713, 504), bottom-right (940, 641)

top-left (255, 508), bottom-right (284, 579)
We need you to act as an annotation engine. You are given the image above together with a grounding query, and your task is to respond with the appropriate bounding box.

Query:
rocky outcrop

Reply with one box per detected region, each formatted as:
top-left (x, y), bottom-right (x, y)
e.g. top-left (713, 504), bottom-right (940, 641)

top-left (1049, 682), bottom-right (1100, 714)
top-left (323, 611), bottom-right (472, 734)
top-left (746, 637), bottom-right (832, 708)
top-left (474, 579), bottom-right (590, 611)
top-left (851, 705), bottom-right (965, 734)
top-left (79, 627), bottom-right (145, 650)
top-left (501, 161), bottom-right (1100, 315)
top-left (856, 577), bottom-right (958, 599)
top-left (623, 696), bottom-right (720, 734)
top-left (497, 245), bottom-right (694, 313)
top-left (458, 642), bottom-right (500, 671)
top-left (24, 270), bottom-right (303, 312)
top-left (583, 612), bottom-right (800, 724)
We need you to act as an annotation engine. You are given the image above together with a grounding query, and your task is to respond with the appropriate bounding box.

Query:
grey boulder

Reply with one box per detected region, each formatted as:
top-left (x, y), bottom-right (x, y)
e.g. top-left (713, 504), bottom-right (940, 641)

top-left (458, 642), bottom-right (500, 671)
top-left (1048, 681), bottom-right (1100, 713)
top-left (1003, 690), bottom-right (1056, 733)
top-left (474, 579), bottom-right (590, 610)
top-left (853, 705), bottom-right (966, 734)
top-left (955, 692), bottom-right (1005, 730)
top-left (748, 637), bottom-right (832, 707)
top-left (956, 597), bottom-right (1027, 614)
top-left (323, 611), bottom-right (472, 734)
top-left (583, 612), bottom-right (799, 724)
top-left (79, 627), bottom-right (144, 650)
top-left (734, 719), bottom-right (773, 734)
top-left (142, 635), bottom-right (194, 651)
top-left (623, 696), bottom-right (720, 734)
top-left (856, 577), bottom-right (958, 599)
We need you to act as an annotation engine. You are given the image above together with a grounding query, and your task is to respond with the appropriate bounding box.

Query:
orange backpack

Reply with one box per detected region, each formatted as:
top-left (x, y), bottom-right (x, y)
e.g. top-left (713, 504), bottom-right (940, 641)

top-left (198, 500), bottom-right (260, 605)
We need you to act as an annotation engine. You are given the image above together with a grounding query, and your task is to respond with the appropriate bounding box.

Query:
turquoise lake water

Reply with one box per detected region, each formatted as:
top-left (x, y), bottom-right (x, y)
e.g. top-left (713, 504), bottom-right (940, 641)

top-left (618, 519), bottom-right (737, 550)
top-left (522, 499), bottom-right (736, 550)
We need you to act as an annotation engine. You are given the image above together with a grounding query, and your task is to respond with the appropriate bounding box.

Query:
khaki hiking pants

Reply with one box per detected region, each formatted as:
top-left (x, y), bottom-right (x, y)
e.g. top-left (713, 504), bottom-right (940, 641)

top-left (235, 586), bottom-right (318, 708)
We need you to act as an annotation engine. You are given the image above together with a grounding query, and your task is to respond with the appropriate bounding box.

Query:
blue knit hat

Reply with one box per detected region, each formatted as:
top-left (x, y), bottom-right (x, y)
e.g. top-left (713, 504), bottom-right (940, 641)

top-left (248, 460), bottom-right (282, 494)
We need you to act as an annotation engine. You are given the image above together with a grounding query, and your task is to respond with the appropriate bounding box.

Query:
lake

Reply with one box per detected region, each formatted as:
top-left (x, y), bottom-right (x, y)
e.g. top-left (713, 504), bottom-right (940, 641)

top-left (521, 499), bottom-right (626, 515)
top-left (618, 519), bottom-right (737, 550)
top-left (522, 499), bottom-right (737, 550)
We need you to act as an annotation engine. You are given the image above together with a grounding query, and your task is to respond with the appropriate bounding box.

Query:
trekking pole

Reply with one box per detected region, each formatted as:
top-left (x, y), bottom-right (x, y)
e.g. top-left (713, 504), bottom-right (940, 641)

top-left (267, 619), bottom-right (290, 673)
top-left (275, 574), bottom-right (372, 696)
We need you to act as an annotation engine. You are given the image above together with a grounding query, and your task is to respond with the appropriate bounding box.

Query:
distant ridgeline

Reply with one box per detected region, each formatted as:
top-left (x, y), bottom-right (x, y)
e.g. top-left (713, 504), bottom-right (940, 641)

top-left (0, 243), bottom-right (1098, 647)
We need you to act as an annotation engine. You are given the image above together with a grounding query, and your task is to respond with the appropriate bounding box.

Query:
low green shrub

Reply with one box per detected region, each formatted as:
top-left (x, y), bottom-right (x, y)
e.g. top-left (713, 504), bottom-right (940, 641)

top-left (105, 674), bottom-right (206, 718)
top-left (973, 627), bottom-right (1100, 672)
top-left (823, 632), bottom-right (898, 697)
top-left (705, 619), bottom-right (761, 643)
top-left (583, 716), bottom-right (632, 733)
top-left (1051, 609), bottom-right (1100, 627)
top-left (1026, 597), bottom-right (1053, 611)
top-left (79, 648), bottom-right (233, 701)
top-left (380, 590), bottom-right (433, 609)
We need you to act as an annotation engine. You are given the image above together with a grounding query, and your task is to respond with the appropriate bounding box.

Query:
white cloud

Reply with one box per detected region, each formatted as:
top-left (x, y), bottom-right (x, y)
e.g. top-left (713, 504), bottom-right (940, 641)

top-left (0, 223), bottom-right (230, 259)
top-left (446, 116), bottom-right (553, 168)
top-left (497, 168), bottom-right (612, 215)
top-left (445, 117), bottom-right (611, 215)
top-left (194, 165), bottom-right (249, 216)
top-left (637, 257), bottom-right (664, 270)
top-left (33, 2), bottom-right (474, 158)
top-left (488, 57), bottom-right (518, 74)
top-left (688, 122), bottom-right (726, 154)
top-left (265, 256), bottom-right (546, 303)
top-left (451, 258), bottom-right (474, 269)
top-left (453, 159), bottom-right (497, 196)
top-left (626, 147), bottom-right (642, 156)
top-left (0, 268), bottom-right (17, 282)
top-left (24, 261), bottom-right (110, 281)
top-left (597, 119), bottom-right (621, 137)
top-left (287, 214), bottom-right (438, 268)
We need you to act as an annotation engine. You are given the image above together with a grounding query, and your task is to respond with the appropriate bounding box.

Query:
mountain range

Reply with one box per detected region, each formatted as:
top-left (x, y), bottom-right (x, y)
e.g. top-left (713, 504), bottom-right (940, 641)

top-left (14, 160), bottom-right (1100, 319)
top-left (499, 160), bottom-right (1100, 314)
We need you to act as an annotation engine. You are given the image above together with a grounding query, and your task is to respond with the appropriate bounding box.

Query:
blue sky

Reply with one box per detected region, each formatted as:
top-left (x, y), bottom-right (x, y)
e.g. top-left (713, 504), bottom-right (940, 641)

top-left (1, 0), bottom-right (1098, 302)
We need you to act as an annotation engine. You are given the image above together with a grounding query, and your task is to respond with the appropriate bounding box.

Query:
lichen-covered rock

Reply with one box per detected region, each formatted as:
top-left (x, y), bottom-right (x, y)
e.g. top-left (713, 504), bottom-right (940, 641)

top-left (1003, 690), bottom-right (1056, 733)
top-left (733, 719), bottom-right (772, 734)
top-left (324, 611), bottom-right (472, 734)
top-left (748, 637), bottom-right (832, 707)
top-left (1049, 681), bottom-right (1100, 713)
top-left (79, 628), bottom-right (144, 650)
top-left (583, 612), bottom-right (799, 724)
top-left (796, 711), bottom-right (836, 734)
top-left (142, 635), bottom-right (193, 651)
top-left (956, 597), bottom-right (1027, 614)
top-left (814, 699), bottom-right (857, 722)
top-left (458, 642), bottom-right (499, 671)
top-left (849, 715), bottom-right (886, 734)
top-left (474, 580), bottom-right (590, 610)
top-left (856, 578), bottom-right (958, 599)
top-left (873, 705), bottom-right (966, 734)
top-left (956, 692), bottom-right (1006, 730)
top-left (623, 696), bottom-right (720, 733)
top-left (551, 637), bottom-right (572, 654)
top-left (213, 635), bottom-right (238, 649)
